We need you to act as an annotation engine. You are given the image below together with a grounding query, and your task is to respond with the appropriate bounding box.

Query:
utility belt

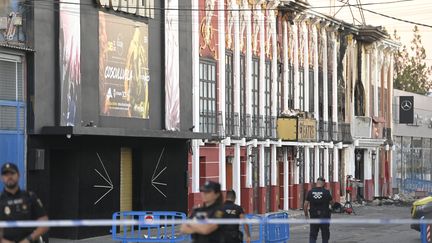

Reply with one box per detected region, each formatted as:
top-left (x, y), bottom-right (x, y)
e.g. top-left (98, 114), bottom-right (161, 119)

top-left (309, 208), bottom-right (331, 218)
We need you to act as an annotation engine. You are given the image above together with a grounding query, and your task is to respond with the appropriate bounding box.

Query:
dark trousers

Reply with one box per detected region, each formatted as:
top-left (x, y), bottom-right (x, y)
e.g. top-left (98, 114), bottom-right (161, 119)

top-left (309, 220), bottom-right (330, 243)
top-left (223, 231), bottom-right (243, 243)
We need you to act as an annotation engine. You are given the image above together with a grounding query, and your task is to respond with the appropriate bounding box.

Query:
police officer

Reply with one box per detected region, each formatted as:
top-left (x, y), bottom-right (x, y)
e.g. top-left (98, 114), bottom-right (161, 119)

top-left (0, 163), bottom-right (49, 243)
top-left (180, 181), bottom-right (224, 243)
top-left (304, 177), bottom-right (333, 243)
top-left (221, 190), bottom-right (250, 243)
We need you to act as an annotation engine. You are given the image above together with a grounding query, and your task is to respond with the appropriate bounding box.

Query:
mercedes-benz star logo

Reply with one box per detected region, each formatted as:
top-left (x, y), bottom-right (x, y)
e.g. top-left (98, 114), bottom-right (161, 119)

top-left (401, 100), bottom-right (413, 111)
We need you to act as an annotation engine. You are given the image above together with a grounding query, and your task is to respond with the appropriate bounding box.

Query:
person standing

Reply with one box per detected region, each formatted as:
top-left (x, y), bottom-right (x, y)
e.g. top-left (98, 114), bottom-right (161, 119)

top-left (0, 162), bottom-right (49, 243)
top-left (180, 181), bottom-right (225, 243)
top-left (221, 190), bottom-right (250, 243)
top-left (304, 177), bottom-right (334, 243)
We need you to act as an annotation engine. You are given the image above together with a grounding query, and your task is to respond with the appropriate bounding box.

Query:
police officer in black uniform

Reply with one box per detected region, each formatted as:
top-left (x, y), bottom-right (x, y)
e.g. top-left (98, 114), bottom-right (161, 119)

top-left (180, 181), bottom-right (224, 243)
top-left (0, 163), bottom-right (49, 243)
top-left (221, 190), bottom-right (250, 243)
top-left (304, 177), bottom-right (333, 243)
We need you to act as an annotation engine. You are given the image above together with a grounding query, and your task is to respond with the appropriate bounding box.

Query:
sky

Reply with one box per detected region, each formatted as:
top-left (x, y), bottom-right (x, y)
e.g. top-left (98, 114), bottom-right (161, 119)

top-left (308, 0), bottom-right (432, 67)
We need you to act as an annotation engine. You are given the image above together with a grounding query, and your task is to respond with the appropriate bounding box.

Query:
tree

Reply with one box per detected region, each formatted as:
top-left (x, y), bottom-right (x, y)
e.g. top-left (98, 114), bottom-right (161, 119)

top-left (393, 26), bottom-right (432, 94)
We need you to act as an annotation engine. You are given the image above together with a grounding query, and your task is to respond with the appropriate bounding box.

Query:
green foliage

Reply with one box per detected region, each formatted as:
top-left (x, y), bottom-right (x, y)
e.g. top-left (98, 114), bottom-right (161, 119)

top-left (393, 26), bottom-right (432, 94)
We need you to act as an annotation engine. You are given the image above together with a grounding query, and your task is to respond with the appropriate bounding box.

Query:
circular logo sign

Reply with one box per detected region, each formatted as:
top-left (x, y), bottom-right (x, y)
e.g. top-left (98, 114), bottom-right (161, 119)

top-left (144, 215), bottom-right (154, 224)
top-left (401, 100), bottom-right (413, 111)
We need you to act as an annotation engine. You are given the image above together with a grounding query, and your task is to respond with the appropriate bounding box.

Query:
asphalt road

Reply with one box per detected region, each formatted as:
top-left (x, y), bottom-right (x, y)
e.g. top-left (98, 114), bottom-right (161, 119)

top-left (49, 205), bottom-right (421, 243)
top-left (289, 205), bottom-right (421, 243)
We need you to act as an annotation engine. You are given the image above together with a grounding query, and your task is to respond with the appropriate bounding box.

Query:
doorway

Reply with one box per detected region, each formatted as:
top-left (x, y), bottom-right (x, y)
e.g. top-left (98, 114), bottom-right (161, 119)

top-left (354, 149), bottom-right (365, 200)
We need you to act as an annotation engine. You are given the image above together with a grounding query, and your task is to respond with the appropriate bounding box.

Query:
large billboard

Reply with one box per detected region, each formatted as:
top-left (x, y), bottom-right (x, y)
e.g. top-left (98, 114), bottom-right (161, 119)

top-left (59, 0), bottom-right (81, 126)
top-left (99, 12), bottom-right (149, 119)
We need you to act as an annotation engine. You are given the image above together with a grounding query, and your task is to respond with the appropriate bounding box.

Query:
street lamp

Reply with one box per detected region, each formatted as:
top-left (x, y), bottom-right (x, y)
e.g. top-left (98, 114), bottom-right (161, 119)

top-left (356, 151), bottom-right (362, 162)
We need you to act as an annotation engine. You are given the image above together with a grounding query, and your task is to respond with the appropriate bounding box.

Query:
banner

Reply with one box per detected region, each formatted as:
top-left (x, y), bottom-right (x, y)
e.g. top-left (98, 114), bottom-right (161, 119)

top-left (99, 12), bottom-right (149, 119)
top-left (399, 96), bottom-right (414, 124)
top-left (59, 0), bottom-right (81, 126)
top-left (164, 0), bottom-right (180, 130)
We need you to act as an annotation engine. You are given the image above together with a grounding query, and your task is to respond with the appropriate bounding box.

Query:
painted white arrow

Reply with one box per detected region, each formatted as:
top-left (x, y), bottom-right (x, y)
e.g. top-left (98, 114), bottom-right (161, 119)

top-left (151, 148), bottom-right (168, 198)
top-left (93, 153), bottom-right (114, 205)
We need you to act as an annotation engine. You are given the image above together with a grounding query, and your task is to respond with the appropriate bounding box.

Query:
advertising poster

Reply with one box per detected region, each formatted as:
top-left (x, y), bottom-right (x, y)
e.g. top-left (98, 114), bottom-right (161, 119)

top-left (0, 0), bottom-right (25, 43)
top-left (99, 12), bottom-right (150, 119)
top-left (59, 0), bottom-right (81, 126)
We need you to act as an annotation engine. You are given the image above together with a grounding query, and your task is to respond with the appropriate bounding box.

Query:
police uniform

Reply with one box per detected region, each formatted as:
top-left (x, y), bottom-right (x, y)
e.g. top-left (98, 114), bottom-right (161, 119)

top-left (0, 163), bottom-right (47, 242)
top-left (306, 179), bottom-right (333, 243)
top-left (221, 200), bottom-right (245, 243)
top-left (189, 181), bottom-right (225, 243)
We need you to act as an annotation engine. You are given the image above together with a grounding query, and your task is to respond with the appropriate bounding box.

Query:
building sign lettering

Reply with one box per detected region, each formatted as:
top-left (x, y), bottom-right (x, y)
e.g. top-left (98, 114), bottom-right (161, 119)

top-left (298, 119), bottom-right (316, 142)
top-left (96, 0), bottom-right (153, 18)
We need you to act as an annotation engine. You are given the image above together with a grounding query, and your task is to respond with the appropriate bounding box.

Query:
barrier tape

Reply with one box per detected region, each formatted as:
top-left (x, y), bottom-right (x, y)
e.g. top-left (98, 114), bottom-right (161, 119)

top-left (0, 218), bottom-right (431, 228)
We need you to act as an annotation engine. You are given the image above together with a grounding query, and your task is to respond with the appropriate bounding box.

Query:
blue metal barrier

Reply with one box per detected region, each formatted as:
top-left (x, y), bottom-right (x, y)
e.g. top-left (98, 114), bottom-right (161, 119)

top-left (242, 214), bottom-right (264, 243)
top-left (112, 211), bottom-right (188, 242)
top-left (264, 212), bottom-right (290, 243)
top-left (420, 216), bottom-right (432, 243)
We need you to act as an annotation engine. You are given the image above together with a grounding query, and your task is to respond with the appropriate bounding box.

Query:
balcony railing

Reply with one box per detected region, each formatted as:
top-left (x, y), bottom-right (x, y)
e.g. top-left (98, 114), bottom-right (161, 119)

top-left (318, 120), bottom-right (329, 141)
top-left (252, 115), bottom-right (259, 138)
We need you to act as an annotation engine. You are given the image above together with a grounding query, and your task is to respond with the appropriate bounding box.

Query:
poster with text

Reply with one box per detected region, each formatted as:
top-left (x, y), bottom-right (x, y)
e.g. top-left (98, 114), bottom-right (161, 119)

top-left (99, 12), bottom-right (149, 119)
top-left (60, 0), bottom-right (81, 126)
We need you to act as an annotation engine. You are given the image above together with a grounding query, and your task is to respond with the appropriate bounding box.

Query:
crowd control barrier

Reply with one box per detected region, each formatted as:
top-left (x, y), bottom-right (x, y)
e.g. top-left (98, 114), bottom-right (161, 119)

top-left (264, 212), bottom-right (290, 243)
top-left (112, 211), bottom-right (189, 243)
top-left (242, 214), bottom-right (264, 243)
top-left (421, 216), bottom-right (432, 243)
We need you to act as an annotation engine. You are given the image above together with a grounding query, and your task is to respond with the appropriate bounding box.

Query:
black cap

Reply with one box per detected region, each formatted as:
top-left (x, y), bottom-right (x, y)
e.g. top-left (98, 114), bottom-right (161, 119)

top-left (1, 163), bottom-right (19, 175)
top-left (317, 177), bottom-right (326, 182)
top-left (200, 181), bottom-right (221, 193)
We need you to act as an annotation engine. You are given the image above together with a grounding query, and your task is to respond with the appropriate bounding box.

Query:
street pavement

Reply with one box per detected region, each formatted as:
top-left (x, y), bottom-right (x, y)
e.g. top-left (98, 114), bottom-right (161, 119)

top-left (49, 205), bottom-right (421, 243)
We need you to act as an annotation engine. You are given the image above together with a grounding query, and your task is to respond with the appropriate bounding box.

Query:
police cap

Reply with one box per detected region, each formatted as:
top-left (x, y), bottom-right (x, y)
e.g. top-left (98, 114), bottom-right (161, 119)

top-left (200, 181), bottom-right (221, 193)
top-left (1, 163), bottom-right (19, 175)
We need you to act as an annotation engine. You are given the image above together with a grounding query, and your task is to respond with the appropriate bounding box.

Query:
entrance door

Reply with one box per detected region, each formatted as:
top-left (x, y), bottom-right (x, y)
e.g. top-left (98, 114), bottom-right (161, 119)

top-left (354, 149), bottom-right (365, 200)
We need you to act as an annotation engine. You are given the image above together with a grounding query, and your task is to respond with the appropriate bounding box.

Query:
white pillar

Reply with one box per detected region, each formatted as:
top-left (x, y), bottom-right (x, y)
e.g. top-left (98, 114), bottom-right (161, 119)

top-left (333, 148), bottom-right (339, 182)
top-left (192, 140), bottom-right (200, 193)
top-left (324, 149), bottom-right (329, 181)
top-left (364, 150), bottom-right (372, 181)
top-left (305, 147), bottom-right (310, 183)
top-left (331, 32), bottom-right (338, 126)
top-left (191, 0), bottom-right (200, 193)
top-left (271, 11), bottom-right (278, 123)
top-left (283, 147), bottom-right (289, 210)
top-left (219, 144), bottom-right (226, 191)
top-left (259, 7), bottom-right (265, 134)
top-left (374, 46), bottom-right (379, 117)
top-left (283, 21), bottom-right (289, 111)
top-left (245, 6), bottom-right (252, 127)
top-left (218, 0), bottom-right (226, 191)
top-left (303, 22), bottom-right (309, 112)
top-left (293, 23), bottom-right (300, 110)
top-left (365, 49), bottom-right (371, 116)
top-left (259, 145), bottom-right (265, 187)
top-left (246, 146), bottom-right (253, 188)
top-left (233, 1), bottom-right (241, 135)
top-left (313, 25), bottom-right (319, 120)
top-left (218, 0), bottom-right (226, 128)
top-left (315, 146), bottom-right (320, 180)
top-left (322, 27), bottom-right (328, 122)
top-left (271, 145), bottom-right (277, 186)
top-left (374, 148), bottom-right (380, 197)
top-left (234, 144), bottom-right (241, 204)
